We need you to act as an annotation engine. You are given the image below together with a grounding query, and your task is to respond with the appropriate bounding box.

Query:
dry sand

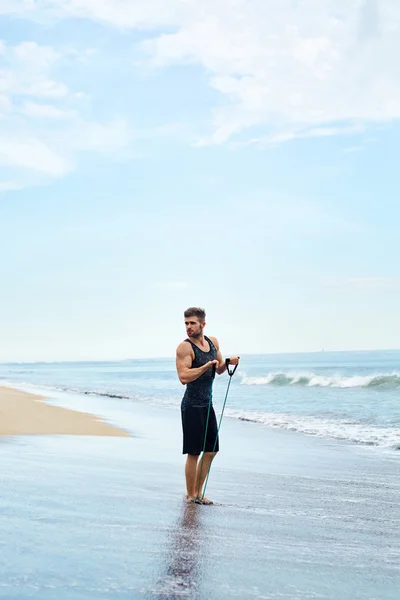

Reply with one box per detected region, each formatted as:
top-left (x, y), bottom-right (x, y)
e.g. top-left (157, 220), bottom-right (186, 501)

top-left (0, 386), bottom-right (130, 437)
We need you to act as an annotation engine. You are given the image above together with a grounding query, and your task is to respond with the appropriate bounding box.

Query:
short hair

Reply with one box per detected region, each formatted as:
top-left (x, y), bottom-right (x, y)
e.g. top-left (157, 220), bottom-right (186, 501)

top-left (184, 307), bottom-right (206, 322)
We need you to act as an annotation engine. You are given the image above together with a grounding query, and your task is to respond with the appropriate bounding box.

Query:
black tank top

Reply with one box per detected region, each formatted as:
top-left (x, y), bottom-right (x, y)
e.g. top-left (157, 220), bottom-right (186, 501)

top-left (181, 336), bottom-right (218, 409)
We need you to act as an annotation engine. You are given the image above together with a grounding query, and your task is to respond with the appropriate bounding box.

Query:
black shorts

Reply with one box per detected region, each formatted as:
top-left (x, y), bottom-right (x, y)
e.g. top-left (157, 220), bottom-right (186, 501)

top-left (181, 404), bottom-right (219, 455)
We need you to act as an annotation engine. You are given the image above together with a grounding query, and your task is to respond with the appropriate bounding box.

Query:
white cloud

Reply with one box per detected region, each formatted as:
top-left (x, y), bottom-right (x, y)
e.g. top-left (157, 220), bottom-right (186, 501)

top-left (2, 0), bottom-right (400, 149)
top-left (0, 39), bottom-right (132, 189)
top-left (13, 40), bottom-right (59, 66)
top-left (0, 134), bottom-right (69, 175)
top-left (20, 102), bottom-right (77, 119)
top-left (141, 0), bottom-right (400, 145)
top-left (0, 0), bottom-right (188, 28)
top-left (227, 123), bottom-right (366, 149)
top-left (0, 179), bottom-right (26, 192)
top-left (1, 41), bottom-right (67, 98)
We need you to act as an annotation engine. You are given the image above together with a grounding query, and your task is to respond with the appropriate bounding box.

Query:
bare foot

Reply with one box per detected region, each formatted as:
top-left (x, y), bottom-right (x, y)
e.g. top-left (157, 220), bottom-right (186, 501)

top-left (186, 495), bottom-right (197, 504)
top-left (199, 496), bottom-right (213, 505)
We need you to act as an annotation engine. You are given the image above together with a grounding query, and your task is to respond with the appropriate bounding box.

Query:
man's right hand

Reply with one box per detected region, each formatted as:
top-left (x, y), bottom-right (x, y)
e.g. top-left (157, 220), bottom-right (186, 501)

top-left (207, 360), bottom-right (219, 369)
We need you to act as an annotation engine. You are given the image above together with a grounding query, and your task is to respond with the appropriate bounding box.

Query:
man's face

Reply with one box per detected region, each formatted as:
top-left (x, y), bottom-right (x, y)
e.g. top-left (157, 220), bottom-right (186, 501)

top-left (185, 317), bottom-right (204, 339)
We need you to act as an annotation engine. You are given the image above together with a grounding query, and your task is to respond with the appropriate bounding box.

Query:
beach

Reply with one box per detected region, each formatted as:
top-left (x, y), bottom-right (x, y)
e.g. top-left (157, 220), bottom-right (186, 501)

top-left (1, 383), bottom-right (399, 599)
top-left (0, 386), bottom-right (130, 438)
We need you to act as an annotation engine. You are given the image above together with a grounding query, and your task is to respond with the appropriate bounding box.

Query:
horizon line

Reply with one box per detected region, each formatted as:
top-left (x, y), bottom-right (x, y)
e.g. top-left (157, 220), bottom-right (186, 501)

top-left (1, 347), bottom-right (400, 365)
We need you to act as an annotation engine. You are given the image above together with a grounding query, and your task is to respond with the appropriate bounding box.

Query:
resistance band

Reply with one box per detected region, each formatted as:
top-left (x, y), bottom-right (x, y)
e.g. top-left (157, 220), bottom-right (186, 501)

top-left (196, 358), bottom-right (238, 503)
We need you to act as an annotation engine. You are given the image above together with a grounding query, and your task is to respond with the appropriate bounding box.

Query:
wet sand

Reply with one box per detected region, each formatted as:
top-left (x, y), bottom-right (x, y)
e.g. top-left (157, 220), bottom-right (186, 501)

top-left (0, 386), bottom-right (130, 437)
top-left (1, 388), bottom-right (399, 599)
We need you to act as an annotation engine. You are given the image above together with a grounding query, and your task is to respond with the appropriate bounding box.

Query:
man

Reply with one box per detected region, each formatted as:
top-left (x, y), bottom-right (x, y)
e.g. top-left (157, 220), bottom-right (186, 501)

top-left (176, 307), bottom-right (240, 505)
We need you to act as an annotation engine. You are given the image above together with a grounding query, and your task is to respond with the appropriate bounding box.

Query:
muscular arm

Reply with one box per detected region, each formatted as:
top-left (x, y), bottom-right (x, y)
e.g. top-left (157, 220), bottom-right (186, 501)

top-left (176, 342), bottom-right (217, 385)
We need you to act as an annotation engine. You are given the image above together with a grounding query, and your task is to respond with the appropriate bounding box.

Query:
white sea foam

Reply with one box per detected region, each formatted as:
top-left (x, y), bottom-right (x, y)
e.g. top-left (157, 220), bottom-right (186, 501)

top-left (226, 408), bottom-right (400, 449)
top-left (241, 372), bottom-right (400, 389)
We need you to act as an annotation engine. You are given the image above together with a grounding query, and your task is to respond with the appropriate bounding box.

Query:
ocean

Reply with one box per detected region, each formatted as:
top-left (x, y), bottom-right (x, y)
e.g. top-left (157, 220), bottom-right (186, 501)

top-left (1, 349), bottom-right (399, 451)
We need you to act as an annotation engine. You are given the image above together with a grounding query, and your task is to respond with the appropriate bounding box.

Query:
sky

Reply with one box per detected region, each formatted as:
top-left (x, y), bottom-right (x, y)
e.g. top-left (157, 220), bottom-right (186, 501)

top-left (1, 0), bottom-right (400, 361)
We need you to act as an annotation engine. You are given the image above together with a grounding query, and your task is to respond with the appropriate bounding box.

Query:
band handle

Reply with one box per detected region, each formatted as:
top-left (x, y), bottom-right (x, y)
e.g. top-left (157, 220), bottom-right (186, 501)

top-left (225, 358), bottom-right (238, 377)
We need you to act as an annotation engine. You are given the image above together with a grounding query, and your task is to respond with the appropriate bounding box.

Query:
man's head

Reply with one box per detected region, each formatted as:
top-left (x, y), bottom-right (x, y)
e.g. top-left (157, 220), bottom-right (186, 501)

top-left (184, 307), bottom-right (206, 339)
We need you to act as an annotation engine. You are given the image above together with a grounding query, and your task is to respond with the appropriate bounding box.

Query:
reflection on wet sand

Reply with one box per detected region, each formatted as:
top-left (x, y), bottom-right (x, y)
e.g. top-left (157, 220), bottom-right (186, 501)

top-left (151, 502), bottom-right (205, 598)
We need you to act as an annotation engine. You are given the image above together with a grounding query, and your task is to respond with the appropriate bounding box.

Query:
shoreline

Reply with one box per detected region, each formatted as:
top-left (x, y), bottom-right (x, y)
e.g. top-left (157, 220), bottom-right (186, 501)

top-left (4, 380), bottom-right (399, 453)
top-left (0, 385), bottom-right (131, 438)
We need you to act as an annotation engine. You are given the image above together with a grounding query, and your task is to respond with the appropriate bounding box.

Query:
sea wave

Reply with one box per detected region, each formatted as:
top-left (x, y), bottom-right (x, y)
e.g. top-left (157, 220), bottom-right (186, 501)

top-left (2, 381), bottom-right (134, 401)
top-left (240, 372), bottom-right (400, 389)
top-left (3, 381), bottom-right (399, 450)
top-left (226, 409), bottom-right (400, 449)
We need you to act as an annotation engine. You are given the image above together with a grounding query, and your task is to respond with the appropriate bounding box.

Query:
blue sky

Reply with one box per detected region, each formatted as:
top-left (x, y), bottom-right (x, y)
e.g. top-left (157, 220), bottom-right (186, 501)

top-left (1, 0), bottom-right (399, 361)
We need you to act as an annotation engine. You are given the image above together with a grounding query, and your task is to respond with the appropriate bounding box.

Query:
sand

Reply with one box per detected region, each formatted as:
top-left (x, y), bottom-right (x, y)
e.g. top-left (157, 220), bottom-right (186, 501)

top-left (0, 386), bottom-right (130, 437)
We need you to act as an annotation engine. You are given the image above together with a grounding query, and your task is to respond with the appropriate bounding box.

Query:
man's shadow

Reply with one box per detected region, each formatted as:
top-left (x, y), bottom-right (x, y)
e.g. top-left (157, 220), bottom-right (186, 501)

top-left (151, 502), bottom-right (206, 599)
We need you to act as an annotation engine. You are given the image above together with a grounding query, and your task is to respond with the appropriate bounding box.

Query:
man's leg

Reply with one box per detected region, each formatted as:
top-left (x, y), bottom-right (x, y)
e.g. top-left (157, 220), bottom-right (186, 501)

top-left (185, 454), bottom-right (199, 501)
top-left (195, 451), bottom-right (218, 503)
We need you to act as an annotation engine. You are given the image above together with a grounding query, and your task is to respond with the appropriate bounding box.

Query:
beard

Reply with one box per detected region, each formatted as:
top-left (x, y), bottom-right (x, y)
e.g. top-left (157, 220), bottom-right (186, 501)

top-left (189, 329), bottom-right (202, 339)
top-left (189, 328), bottom-right (203, 340)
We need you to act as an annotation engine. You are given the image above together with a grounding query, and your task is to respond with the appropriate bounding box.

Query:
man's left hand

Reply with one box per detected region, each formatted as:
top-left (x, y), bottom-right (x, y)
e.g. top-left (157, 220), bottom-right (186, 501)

top-left (228, 356), bottom-right (240, 365)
